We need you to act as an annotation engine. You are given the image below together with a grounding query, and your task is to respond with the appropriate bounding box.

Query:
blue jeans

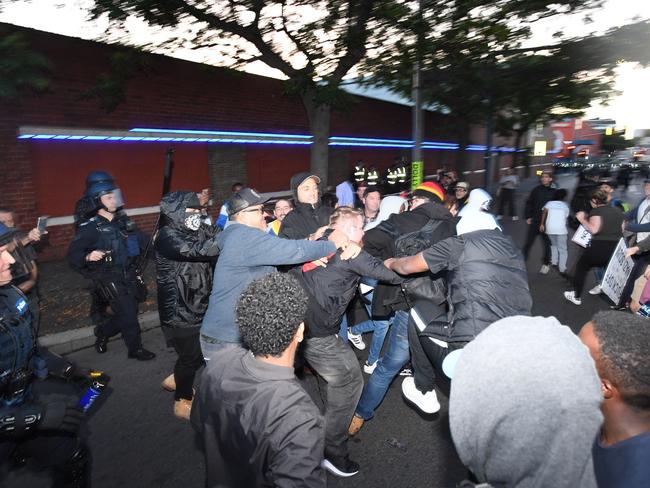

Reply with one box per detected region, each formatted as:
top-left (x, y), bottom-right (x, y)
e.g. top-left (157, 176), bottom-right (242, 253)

top-left (338, 315), bottom-right (348, 341)
top-left (355, 310), bottom-right (410, 421)
top-left (350, 291), bottom-right (390, 365)
top-left (200, 335), bottom-right (242, 361)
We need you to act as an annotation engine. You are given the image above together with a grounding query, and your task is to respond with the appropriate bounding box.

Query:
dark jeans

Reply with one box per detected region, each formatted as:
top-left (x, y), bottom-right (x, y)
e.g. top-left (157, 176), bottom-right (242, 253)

top-left (573, 240), bottom-right (618, 298)
top-left (498, 188), bottom-right (516, 217)
top-left (303, 334), bottom-right (363, 459)
top-left (409, 318), bottom-right (466, 393)
top-left (522, 221), bottom-right (551, 265)
top-left (99, 289), bottom-right (142, 354)
top-left (617, 252), bottom-right (650, 306)
top-left (169, 332), bottom-right (204, 401)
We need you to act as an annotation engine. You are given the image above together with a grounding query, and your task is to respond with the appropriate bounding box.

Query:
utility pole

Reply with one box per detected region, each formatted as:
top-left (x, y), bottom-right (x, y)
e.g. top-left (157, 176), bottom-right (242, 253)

top-left (411, 0), bottom-right (424, 189)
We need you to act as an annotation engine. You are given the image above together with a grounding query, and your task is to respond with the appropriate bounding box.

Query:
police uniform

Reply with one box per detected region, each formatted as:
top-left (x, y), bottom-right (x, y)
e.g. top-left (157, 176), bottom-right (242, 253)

top-left (0, 276), bottom-right (88, 486)
top-left (67, 214), bottom-right (151, 358)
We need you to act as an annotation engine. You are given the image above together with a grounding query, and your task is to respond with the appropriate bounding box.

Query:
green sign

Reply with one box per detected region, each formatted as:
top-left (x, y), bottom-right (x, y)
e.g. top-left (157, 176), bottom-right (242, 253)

top-left (411, 161), bottom-right (423, 189)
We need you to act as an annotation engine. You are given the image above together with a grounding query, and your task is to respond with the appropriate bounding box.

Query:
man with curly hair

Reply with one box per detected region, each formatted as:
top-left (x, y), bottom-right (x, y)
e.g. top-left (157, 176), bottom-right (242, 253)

top-left (579, 311), bottom-right (650, 487)
top-left (192, 272), bottom-right (325, 488)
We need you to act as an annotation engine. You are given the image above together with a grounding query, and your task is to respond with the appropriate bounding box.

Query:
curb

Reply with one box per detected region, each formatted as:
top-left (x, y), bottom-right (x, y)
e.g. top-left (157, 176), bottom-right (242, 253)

top-left (38, 311), bottom-right (161, 355)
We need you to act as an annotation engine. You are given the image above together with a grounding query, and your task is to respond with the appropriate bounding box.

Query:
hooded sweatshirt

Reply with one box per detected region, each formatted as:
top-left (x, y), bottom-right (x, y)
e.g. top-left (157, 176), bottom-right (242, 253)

top-left (364, 195), bottom-right (406, 231)
top-left (278, 172), bottom-right (334, 240)
top-left (155, 191), bottom-right (220, 338)
top-left (457, 189), bottom-right (500, 235)
top-left (450, 316), bottom-right (603, 488)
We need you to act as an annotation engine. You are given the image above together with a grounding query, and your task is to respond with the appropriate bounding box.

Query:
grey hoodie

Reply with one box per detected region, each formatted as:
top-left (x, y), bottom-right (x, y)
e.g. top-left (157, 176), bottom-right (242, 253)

top-left (450, 316), bottom-right (602, 488)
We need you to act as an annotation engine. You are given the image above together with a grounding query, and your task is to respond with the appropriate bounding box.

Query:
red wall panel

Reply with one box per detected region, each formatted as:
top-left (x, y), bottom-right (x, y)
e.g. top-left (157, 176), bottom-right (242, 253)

top-left (30, 141), bottom-right (208, 216)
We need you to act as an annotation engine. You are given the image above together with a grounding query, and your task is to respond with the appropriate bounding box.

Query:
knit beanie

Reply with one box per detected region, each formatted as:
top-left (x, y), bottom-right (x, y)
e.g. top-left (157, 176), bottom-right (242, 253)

top-left (412, 182), bottom-right (445, 203)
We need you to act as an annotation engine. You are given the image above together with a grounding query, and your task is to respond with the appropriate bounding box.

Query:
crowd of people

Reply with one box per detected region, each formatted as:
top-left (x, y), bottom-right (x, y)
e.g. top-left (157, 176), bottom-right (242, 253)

top-left (1, 163), bottom-right (649, 487)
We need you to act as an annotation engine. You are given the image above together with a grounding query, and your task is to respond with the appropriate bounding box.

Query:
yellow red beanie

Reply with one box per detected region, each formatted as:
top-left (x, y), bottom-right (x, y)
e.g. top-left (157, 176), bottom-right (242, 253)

top-left (413, 181), bottom-right (445, 203)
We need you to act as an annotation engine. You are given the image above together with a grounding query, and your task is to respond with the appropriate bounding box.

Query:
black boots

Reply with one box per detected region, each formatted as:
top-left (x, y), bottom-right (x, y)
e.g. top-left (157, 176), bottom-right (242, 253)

top-left (128, 348), bottom-right (156, 361)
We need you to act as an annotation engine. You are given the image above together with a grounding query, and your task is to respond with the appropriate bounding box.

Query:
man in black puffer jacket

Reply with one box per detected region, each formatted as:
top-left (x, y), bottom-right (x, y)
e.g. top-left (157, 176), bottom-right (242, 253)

top-left (388, 189), bottom-right (532, 415)
top-left (155, 191), bottom-right (220, 420)
top-left (279, 172), bottom-right (334, 240)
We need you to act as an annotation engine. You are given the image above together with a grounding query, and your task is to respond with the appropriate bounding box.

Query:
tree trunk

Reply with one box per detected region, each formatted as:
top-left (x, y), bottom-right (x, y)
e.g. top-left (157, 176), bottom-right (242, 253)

top-left (301, 90), bottom-right (331, 186)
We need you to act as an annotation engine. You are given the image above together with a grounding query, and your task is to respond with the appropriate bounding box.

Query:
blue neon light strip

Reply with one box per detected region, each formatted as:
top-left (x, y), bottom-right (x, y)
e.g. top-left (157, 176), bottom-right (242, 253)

top-left (130, 127), bottom-right (312, 140)
top-left (18, 128), bottom-right (521, 152)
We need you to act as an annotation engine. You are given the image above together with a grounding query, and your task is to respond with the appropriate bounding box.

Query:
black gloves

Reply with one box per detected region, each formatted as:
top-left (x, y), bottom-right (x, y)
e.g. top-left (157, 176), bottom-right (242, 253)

top-left (38, 401), bottom-right (85, 434)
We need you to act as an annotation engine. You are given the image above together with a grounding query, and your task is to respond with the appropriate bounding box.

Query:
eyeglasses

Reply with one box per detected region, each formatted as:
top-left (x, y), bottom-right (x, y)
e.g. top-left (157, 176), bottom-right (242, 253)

top-left (241, 207), bottom-right (264, 214)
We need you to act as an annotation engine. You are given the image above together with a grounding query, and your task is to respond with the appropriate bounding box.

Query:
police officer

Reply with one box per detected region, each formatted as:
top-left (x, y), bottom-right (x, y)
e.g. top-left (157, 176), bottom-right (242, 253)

top-left (68, 174), bottom-right (156, 360)
top-left (0, 223), bottom-right (89, 487)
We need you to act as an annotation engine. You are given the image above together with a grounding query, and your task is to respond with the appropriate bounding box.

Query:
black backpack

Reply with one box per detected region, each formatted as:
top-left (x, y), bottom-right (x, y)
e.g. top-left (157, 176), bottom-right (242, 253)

top-left (377, 218), bottom-right (447, 306)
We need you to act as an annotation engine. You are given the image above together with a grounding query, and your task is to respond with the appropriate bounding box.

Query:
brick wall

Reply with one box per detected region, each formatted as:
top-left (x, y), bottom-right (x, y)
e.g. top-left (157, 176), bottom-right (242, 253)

top-left (1, 22), bottom-right (518, 260)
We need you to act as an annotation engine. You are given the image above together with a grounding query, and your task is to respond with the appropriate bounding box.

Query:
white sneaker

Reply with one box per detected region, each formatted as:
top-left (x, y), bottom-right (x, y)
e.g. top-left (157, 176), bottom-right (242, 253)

top-left (512, 216), bottom-right (519, 221)
top-left (347, 329), bottom-right (366, 350)
top-left (539, 264), bottom-right (550, 274)
top-left (588, 284), bottom-right (602, 295)
top-left (363, 361), bottom-right (377, 374)
top-left (401, 376), bottom-right (441, 414)
top-left (564, 291), bottom-right (582, 306)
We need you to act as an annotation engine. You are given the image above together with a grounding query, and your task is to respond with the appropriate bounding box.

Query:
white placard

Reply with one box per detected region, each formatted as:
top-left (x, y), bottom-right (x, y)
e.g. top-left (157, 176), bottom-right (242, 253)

top-left (601, 239), bottom-right (635, 304)
top-left (571, 225), bottom-right (592, 248)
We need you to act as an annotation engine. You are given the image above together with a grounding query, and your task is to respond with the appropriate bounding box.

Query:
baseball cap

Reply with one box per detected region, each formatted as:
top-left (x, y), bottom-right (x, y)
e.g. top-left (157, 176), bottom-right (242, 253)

top-left (228, 188), bottom-right (268, 216)
top-left (455, 182), bottom-right (470, 191)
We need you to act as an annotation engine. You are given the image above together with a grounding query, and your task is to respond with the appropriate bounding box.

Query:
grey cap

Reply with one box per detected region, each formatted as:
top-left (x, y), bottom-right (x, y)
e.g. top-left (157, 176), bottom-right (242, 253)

top-left (228, 188), bottom-right (268, 216)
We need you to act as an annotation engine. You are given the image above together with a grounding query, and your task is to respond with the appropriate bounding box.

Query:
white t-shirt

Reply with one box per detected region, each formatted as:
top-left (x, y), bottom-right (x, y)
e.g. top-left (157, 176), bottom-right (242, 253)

top-left (543, 201), bottom-right (569, 235)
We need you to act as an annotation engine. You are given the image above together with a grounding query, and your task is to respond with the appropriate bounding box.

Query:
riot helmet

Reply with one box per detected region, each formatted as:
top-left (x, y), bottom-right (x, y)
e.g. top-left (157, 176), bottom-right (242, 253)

top-left (86, 178), bottom-right (123, 214)
top-left (85, 170), bottom-right (115, 189)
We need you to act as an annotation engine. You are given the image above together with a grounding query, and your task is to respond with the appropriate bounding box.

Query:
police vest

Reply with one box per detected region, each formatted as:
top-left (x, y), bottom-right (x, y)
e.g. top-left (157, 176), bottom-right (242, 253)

top-left (0, 285), bottom-right (36, 406)
top-left (86, 216), bottom-right (140, 269)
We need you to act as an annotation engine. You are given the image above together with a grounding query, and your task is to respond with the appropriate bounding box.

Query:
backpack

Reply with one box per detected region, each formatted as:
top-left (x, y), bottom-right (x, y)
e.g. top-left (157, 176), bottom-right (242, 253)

top-left (378, 218), bottom-right (448, 306)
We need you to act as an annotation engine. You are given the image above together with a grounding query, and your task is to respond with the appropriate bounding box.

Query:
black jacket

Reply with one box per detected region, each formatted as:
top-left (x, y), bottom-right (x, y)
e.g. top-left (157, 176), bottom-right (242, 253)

top-left (421, 229), bottom-right (532, 343)
top-left (524, 184), bottom-right (556, 222)
top-left (364, 202), bottom-right (456, 317)
top-left (192, 348), bottom-right (325, 488)
top-left (299, 238), bottom-right (402, 338)
top-left (155, 192), bottom-right (220, 338)
top-left (278, 202), bottom-right (333, 240)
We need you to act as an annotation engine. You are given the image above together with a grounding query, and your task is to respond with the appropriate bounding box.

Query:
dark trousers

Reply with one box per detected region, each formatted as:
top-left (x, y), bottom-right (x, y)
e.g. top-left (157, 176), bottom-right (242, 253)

top-left (408, 311), bottom-right (465, 393)
top-left (100, 290), bottom-right (142, 354)
top-left (573, 240), bottom-right (618, 298)
top-left (522, 221), bottom-right (551, 265)
top-left (303, 334), bottom-right (363, 459)
top-left (169, 332), bottom-right (204, 401)
top-left (0, 433), bottom-right (89, 487)
top-left (498, 188), bottom-right (516, 217)
top-left (619, 252), bottom-right (650, 305)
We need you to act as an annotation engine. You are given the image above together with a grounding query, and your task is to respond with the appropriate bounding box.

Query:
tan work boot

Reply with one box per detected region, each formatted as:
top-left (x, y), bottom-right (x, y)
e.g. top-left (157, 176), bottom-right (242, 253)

top-left (161, 374), bottom-right (176, 392)
top-left (174, 398), bottom-right (192, 420)
top-left (348, 415), bottom-right (364, 436)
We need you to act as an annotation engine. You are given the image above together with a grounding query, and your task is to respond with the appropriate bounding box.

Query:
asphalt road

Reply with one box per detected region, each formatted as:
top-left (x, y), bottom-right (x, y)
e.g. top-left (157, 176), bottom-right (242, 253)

top-left (8, 173), bottom-right (641, 488)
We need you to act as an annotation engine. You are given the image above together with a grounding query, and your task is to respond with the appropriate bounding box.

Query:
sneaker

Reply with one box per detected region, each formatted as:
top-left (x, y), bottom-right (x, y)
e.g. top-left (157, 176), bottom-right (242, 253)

top-left (401, 376), bottom-right (441, 414)
top-left (161, 374), bottom-right (176, 392)
top-left (512, 216), bottom-right (519, 221)
top-left (348, 414), bottom-right (365, 436)
top-left (564, 291), bottom-right (582, 306)
top-left (347, 329), bottom-right (366, 350)
top-left (94, 336), bottom-right (108, 354)
top-left (588, 284), bottom-right (602, 295)
top-left (363, 361), bottom-right (377, 374)
top-left (173, 398), bottom-right (192, 420)
top-left (128, 347), bottom-right (156, 361)
top-left (399, 367), bottom-right (413, 376)
top-left (321, 455), bottom-right (359, 477)
top-left (539, 264), bottom-right (550, 274)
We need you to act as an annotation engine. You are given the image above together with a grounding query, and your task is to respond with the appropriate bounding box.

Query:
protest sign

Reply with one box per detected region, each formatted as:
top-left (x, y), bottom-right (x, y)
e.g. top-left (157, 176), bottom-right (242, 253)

top-left (571, 225), bottom-right (592, 248)
top-left (601, 239), bottom-right (635, 304)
